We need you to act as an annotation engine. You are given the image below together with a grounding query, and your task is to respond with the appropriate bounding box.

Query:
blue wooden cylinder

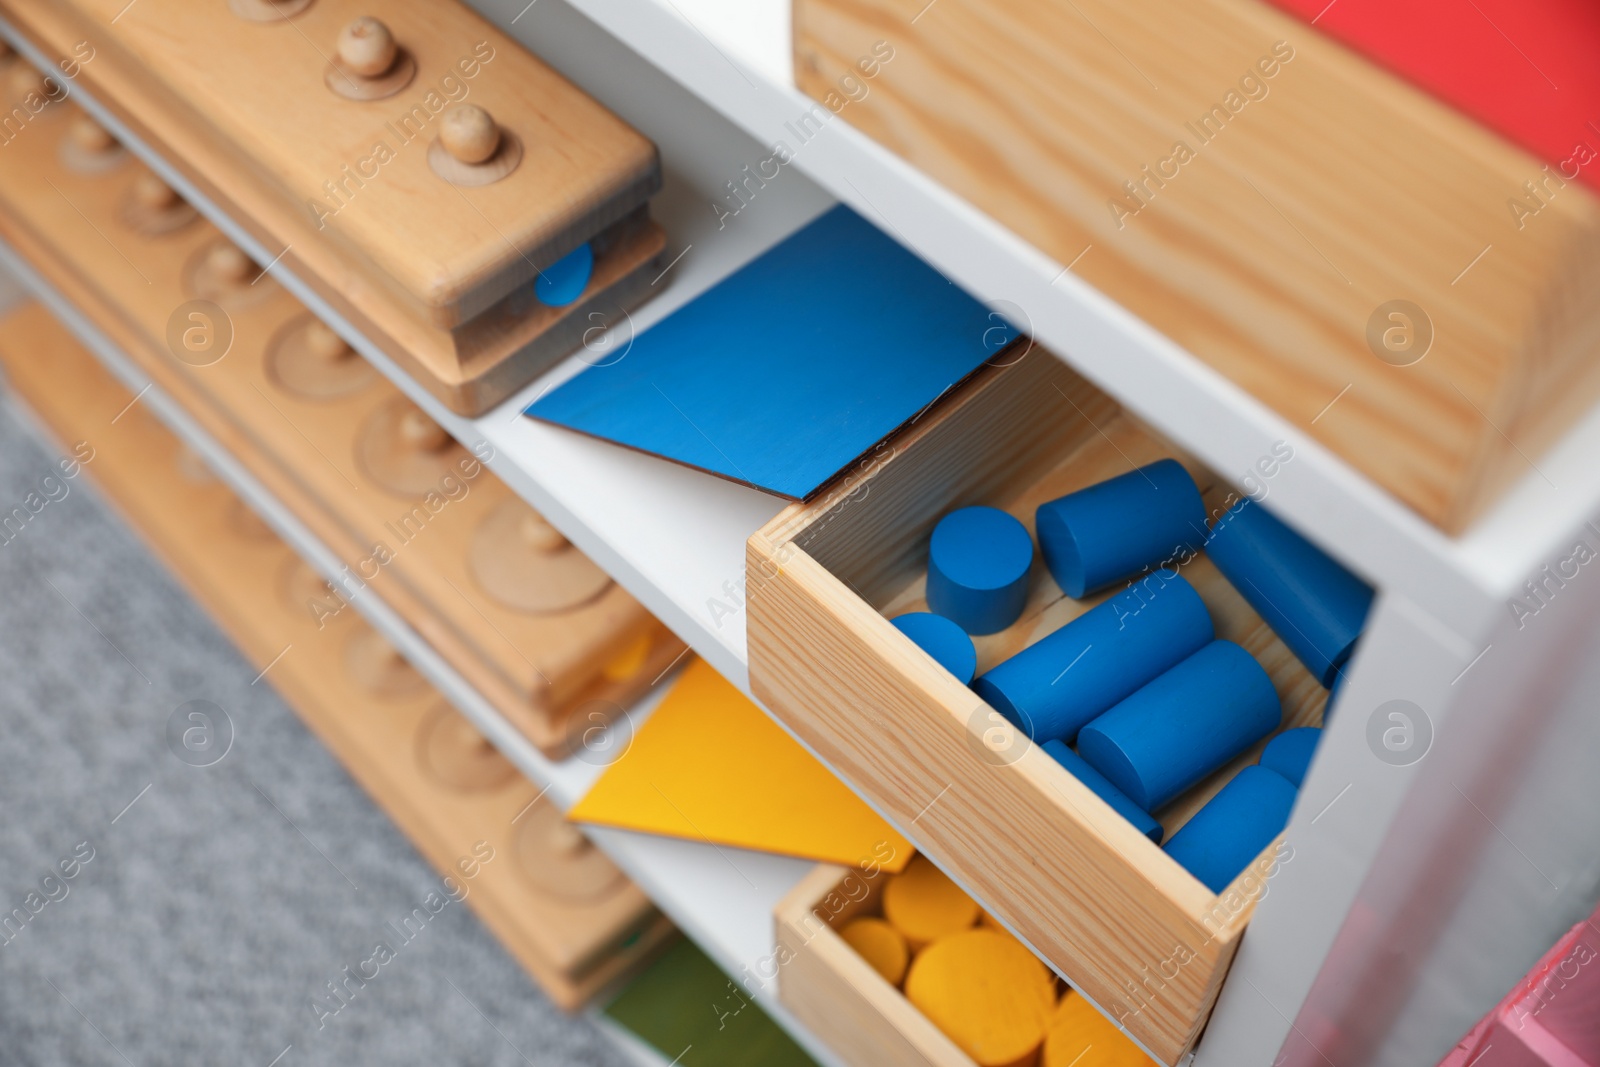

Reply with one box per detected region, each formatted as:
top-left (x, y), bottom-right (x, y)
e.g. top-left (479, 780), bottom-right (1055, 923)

top-left (891, 612), bottom-right (978, 685)
top-left (1041, 739), bottom-right (1164, 843)
top-left (1036, 459), bottom-right (1207, 598)
top-left (535, 242), bottom-right (594, 307)
top-left (925, 506), bottom-right (1034, 635)
top-left (1260, 727), bottom-right (1321, 789)
top-left (1077, 639), bottom-right (1282, 811)
top-left (972, 569), bottom-right (1212, 744)
top-left (1204, 498), bottom-right (1374, 686)
top-left (1163, 765), bottom-right (1298, 893)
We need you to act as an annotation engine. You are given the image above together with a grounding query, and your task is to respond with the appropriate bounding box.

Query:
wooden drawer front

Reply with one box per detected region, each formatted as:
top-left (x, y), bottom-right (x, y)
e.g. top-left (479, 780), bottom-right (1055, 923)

top-left (750, 349), bottom-right (1322, 1064)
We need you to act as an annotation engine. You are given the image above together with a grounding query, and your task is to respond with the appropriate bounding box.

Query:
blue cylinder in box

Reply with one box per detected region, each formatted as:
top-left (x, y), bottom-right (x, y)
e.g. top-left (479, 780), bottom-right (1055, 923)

top-left (1204, 498), bottom-right (1374, 687)
top-left (1261, 727), bottom-right (1321, 789)
top-left (1036, 458), bottom-right (1208, 598)
top-left (1077, 639), bottom-right (1282, 811)
top-left (972, 570), bottom-right (1213, 744)
top-left (1041, 739), bottom-right (1163, 843)
top-left (1164, 765), bottom-right (1298, 893)
top-left (890, 612), bottom-right (978, 685)
top-left (925, 506), bottom-right (1034, 635)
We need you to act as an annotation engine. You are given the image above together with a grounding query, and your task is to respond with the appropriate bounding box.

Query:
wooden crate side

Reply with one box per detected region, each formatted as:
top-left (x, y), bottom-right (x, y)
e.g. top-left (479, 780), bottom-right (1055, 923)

top-left (775, 866), bottom-right (973, 1067)
top-left (748, 535), bottom-right (1243, 1064)
top-left (793, 0), bottom-right (1600, 531)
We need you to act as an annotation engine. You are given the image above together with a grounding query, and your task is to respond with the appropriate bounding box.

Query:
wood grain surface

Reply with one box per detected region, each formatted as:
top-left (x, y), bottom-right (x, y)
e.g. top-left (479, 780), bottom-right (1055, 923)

top-left (793, 0), bottom-right (1600, 531)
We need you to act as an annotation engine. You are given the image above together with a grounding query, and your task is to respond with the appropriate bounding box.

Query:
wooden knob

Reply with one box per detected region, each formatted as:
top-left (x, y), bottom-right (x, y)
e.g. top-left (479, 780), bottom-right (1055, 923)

top-left (336, 17), bottom-right (397, 78)
top-left (132, 173), bottom-right (180, 211)
top-left (547, 819), bottom-right (589, 857)
top-left (69, 115), bottom-right (116, 154)
top-left (304, 320), bottom-right (350, 362)
top-left (398, 406), bottom-right (449, 453)
top-left (0, 39), bottom-right (13, 62)
top-left (207, 243), bottom-right (254, 285)
top-left (8, 64), bottom-right (50, 100)
top-left (439, 105), bottom-right (500, 165)
top-left (518, 512), bottom-right (568, 553)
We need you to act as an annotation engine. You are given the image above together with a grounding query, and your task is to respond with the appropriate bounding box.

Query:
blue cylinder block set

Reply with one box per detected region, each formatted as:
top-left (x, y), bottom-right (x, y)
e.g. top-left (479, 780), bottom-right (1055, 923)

top-left (891, 460), bottom-right (1373, 894)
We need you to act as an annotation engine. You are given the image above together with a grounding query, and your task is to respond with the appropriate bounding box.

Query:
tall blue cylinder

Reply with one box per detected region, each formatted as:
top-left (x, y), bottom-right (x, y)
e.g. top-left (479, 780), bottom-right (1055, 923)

top-left (925, 506), bottom-right (1034, 635)
top-left (1204, 498), bottom-right (1374, 686)
top-left (1041, 739), bottom-right (1163, 843)
top-left (1260, 726), bottom-right (1321, 788)
top-left (1163, 765), bottom-right (1298, 893)
top-left (1036, 459), bottom-right (1207, 598)
top-left (1077, 639), bottom-right (1282, 811)
top-left (972, 570), bottom-right (1213, 744)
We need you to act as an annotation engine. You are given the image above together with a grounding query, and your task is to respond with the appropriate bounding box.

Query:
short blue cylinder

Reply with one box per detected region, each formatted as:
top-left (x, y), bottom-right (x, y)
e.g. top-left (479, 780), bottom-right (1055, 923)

top-left (891, 612), bottom-right (978, 685)
top-left (972, 569), bottom-right (1213, 744)
top-left (1077, 639), bottom-right (1282, 811)
top-left (1260, 727), bottom-right (1321, 789)
top-left (1036, 459), bottom-right (1207, 598)
top-left (1204, 498), bottom-right (1374, 686)
top-left (1042, 739), bottom-right (1163, 844)
top-left (925, 506), bottom-right (1034, 635)
top-left (1163, 765), bottom-right (1298, 893)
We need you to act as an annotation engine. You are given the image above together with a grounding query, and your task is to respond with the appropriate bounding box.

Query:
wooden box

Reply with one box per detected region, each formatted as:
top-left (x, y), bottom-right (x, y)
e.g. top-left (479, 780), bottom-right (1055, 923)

top-left (0, 1), bottom-right (666, 412)
top-left (776, 864), bottom-right (976, 1067)
top-left (0, 302), bottom-right (678, 1008)
top-left (749, 347), bottom-right (1322, 1064)
top-left (0, 99), bottom-right (685, 757)
top-left (792, 0), bottom-right (1600, 532)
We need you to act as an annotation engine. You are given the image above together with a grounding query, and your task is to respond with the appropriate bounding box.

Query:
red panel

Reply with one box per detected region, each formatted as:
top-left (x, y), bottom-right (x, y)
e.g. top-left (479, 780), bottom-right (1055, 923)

top-left (1267, 0), bottom-right (1600, 192)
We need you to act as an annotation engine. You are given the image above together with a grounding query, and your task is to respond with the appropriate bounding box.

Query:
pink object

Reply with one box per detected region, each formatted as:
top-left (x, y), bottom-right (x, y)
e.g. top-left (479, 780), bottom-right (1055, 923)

top-left (1436, 903), bottom-right (1600, 1067)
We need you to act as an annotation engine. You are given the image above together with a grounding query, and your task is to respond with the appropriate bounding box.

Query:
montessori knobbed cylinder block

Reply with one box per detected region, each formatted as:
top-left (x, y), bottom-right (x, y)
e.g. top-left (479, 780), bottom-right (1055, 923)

top-left (1036, 458), bottom-right (1207, 598)
top-left (972, 569), bottom-right (1213, 743)
top-left (1205, 498), bottom-right (1374, 687)
top-left (1163, 765), bottom-right (1298, 894)
top-left (925, 506), bottom-right (1034, 634)
top-left (1077, 639), bottom-right (1282, 812)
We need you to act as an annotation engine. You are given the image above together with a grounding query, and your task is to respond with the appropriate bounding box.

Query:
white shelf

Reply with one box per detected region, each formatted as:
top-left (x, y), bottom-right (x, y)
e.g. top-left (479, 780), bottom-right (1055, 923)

top-left (0, 245), bottom-right (845, 1067)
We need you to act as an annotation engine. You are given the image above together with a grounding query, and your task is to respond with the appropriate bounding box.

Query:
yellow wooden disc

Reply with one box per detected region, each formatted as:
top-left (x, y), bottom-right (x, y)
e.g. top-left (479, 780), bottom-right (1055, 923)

top-left (882, 855), bottom-right (980, 950)
top-left (839, 917), bottom-right (910, 987)
top-left (905, 928), bottom-right (1055, 1067)
top-left (1043, 993), bottom-right (1155, 1067)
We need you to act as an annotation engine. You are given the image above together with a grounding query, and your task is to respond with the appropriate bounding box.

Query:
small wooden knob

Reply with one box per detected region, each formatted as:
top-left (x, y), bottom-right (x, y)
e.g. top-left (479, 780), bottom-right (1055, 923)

top-left (69, 115), bottom-right (116, 154)
top-left (398, 407), bottom-right (449, 453)
top-left (132, 173), bottom-right (180, 211)
top-left (0, 39), bottom-right (13, 62)
top-left (336, 17), bottom-right (397, 78)
top-left (547, 819), bottom-right (589, 857)
top-left (207, 243), bottom-right (254, 285)
top-left (518, 512), bottom-right (568, 553)
top-left (439, 105), bottom-right (500, 165)
top-left (8, 64), bottom-right (50, 100)
top-left (304, 320), bottom-right (350, 362)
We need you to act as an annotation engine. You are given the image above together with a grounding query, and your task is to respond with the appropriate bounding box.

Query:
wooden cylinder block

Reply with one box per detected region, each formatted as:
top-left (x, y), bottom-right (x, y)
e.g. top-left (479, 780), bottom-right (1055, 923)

top-left (905, 928), bottom-right (1056, 1067)
top-left (838, 917), bottom-right (909, 987)
top-left (882, 855), bottom-right (980, 951)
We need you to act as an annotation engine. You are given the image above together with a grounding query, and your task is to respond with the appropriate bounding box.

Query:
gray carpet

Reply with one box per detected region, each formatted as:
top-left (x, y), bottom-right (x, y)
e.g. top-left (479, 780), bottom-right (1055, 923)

top-left (0, 381), bottom-right (630, 1065)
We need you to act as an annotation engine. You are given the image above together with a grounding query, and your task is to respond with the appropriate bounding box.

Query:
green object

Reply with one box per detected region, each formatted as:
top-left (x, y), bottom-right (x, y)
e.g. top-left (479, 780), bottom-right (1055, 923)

top-left (604, 939), bottom-right (817, 1067)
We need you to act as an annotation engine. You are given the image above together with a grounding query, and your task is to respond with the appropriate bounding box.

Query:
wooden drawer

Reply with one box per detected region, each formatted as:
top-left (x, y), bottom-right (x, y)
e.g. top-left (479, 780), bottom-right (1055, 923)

top-left (775, 864), bottom-right (975, 1067)
top-left (748, 347), bottom-right (1322, 1064)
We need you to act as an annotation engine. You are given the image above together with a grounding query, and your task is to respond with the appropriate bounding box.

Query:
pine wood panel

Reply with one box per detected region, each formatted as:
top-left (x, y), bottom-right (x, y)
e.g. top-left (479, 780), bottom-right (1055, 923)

top-left (0, 301), bottom-right (678, 1008)
top-left (0, 8), bottom-right (666, 413)
top-left (793, 0), bottom-right (1600, 532)
top-left (0, 101), bottom-right (685, 757)
top-left (749, 348), bottom-right (1308, 1063)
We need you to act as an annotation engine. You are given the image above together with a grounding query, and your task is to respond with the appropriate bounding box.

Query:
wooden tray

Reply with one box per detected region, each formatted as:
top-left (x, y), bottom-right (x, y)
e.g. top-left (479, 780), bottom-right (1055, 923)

top-left (776, 864), bottom-right (976, 1067)
top-left (0, 3), bottom-right (666, 412)
top-left (748, 347), bottom-right (1323, 1064)
top-left (0, 100), bottom-right (686, 757)
top-left (0, 301), bottom-right (679, 1009)
top-left (792, 0), bottom-right (1600, 532)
